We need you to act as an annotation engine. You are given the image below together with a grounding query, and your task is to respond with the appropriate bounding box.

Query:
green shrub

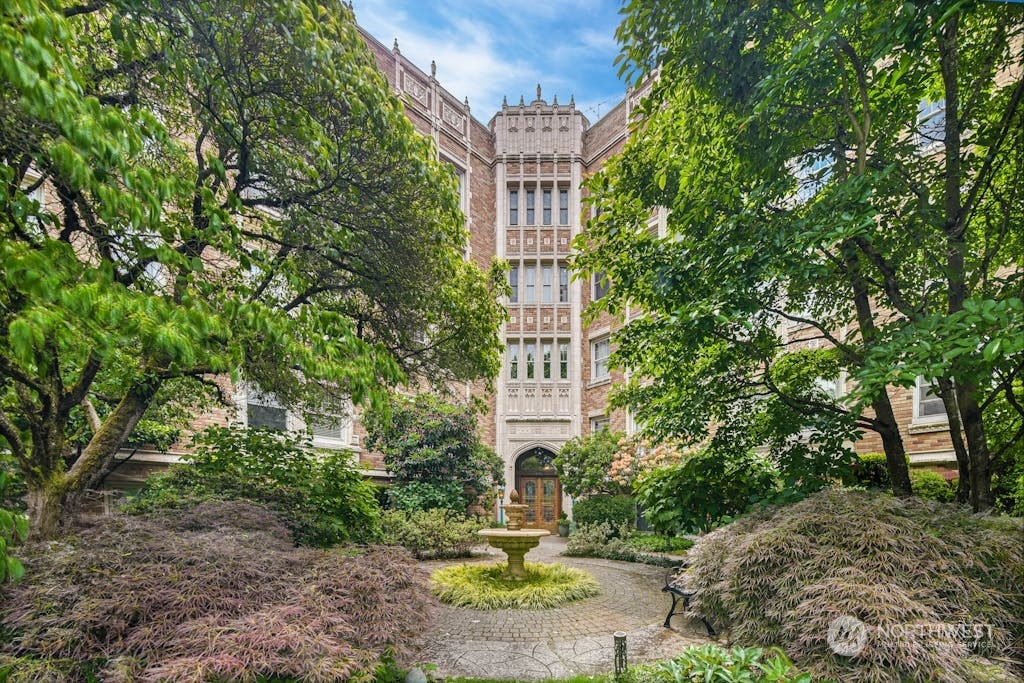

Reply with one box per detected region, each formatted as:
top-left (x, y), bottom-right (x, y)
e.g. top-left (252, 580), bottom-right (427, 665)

top-left (635, 447), bottom-right (777, 534)
top-left (126, 426), bottom-right (380, 546)
top-left (564, 523), bottom-right (682, 567)
top-left (683, 488), bottom-right (1024, 682)
top-left (430, 561), bottom-right (600, 609)
top-left (0, 502), bottom-right (433, 682)
top-left (380, 508), bottom-right (485, 559)
top-left (387, 480), bottom-right (466, 513)
top-left (909, 468), bottom-right (954, 502)
top-left (624, 533), bottom-right (694, 554)
top-left (572, 494), bottom-right (636, 529)
top-left (849, 451), bottom-right (893, 489)
top-left (625, 645), bottom-right (810, 683)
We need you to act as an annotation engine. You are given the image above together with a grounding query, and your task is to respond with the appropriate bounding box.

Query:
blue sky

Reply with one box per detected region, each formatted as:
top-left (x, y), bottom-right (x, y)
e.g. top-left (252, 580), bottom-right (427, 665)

top-left (352, 0), bottom-right (629, 123)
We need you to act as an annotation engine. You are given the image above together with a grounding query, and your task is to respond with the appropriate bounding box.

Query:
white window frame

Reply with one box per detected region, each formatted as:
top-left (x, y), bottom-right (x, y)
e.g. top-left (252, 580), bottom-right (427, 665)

top-left (307, 412), bottom-right (353, 451)
top-left (524, 265), bottom-right (536, 303)
top-left (590, 416), bottom-right (611, 433)
top-left (591, 337), bottom-right (610, 381)
top-left (509, 189), bottom-right (519, 225)
top-left (916, 99), bottom-right (946, 152)
top-left (509, 265), bottom-right (519, 303)
top-left (593, 271), bottom-right (610, 301)
top-left (913, 376), bottom-right (948, 425)
top-left (541, 265), bottom-right (553, 303)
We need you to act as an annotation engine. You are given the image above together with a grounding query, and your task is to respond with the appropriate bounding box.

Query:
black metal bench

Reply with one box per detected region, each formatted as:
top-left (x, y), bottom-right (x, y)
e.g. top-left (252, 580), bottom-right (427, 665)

top-left (662, 567), bottom-right (716, 636)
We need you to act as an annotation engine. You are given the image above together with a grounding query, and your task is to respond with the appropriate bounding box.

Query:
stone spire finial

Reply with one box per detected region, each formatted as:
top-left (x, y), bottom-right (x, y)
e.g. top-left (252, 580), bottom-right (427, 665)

top-left (430, 60), bottom-right (436, 77)
top-left (502, 95), bottom-right (508, 107)
top-left (519, 95), bottom-right (525, 106)
top-left (570, 94), bottom-right (575, 106)
top-left (464, 96), bottom-right (469, 110)
top-left (536, 83), bottom-right (542, 100)
top-left (553, 94), bottom-right (558, 106)
top-left (392, 38), bottom-right (399, 53)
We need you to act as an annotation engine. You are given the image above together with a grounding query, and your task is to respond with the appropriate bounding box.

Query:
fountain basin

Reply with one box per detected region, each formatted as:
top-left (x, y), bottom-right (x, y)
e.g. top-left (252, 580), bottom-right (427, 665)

top-left (478, 528), bottom-right (550, 579)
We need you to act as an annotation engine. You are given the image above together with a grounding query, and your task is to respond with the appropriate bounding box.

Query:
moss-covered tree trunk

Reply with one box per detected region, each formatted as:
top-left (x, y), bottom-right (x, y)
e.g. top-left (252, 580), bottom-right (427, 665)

top-left (24, 383), bottom-right (158, 541)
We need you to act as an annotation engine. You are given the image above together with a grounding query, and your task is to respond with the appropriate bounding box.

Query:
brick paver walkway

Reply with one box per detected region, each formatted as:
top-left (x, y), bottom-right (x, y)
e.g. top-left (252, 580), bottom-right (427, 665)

top-left (416, 535), bottom-right (713, 680)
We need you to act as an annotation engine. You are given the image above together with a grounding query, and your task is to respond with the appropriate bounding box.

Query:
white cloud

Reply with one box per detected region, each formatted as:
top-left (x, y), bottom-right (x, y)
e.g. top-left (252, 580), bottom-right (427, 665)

top-left (352, 0), bottom-right (626, 119)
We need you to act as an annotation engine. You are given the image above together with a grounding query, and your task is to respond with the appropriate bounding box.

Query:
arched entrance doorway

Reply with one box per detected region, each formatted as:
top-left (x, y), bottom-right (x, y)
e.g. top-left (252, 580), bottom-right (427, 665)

top-left (515, 447), bottom-right (560, 533)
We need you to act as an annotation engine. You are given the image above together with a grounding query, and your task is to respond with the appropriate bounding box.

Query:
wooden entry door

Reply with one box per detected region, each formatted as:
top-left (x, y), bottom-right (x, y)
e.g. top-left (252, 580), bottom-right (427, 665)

top-left (519, 476), bottom-right (559, 532)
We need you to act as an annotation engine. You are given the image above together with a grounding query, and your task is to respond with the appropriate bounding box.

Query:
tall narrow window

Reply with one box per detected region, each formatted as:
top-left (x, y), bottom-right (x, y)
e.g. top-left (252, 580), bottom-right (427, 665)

top-left (509, 189), bottom-right (519, 225)
top-left (559, 342), bottom-right (569, 379)
top-left (541, 265), bottom-right (553, 302)
top-left (542, 342), bottom-right (552, 379)
top-left (508, 343), bottom-right (519, 380)
top-left (509, 265), bottom-right (519, 303)
top-left (592, 338), bottom-right (610, 380)
top-left (558, 265), bottom-right (569, 302)
top-left (525, 265), bottom-right (536, 303)
top-left (542, 189), bottom-right (552, 225)
top-left (559, 189), bottom-right (569, 224)
top-left (525, 342), bottom-right (536, 379)
top-left (593, 271), bottom-right (610, 300)
top-left (526, 189), bottom-right (535, 225)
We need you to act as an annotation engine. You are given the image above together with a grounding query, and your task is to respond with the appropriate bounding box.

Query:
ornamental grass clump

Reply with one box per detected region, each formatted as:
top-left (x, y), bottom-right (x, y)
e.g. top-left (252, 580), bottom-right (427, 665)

top-left (431, 561), bottom-right (600, 609)
top-left (683, 488), bottom-right (1024, 682)
top-left (0, 501), bottom-right (436, 682)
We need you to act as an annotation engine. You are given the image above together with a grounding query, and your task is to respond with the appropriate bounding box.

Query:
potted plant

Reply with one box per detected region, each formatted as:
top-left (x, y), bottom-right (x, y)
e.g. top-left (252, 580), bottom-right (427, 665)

top-left (557, 512), bottom-right (570, 537)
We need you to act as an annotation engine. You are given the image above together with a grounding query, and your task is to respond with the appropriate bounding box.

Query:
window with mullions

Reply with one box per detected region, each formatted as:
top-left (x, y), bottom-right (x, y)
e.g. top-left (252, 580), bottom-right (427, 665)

top-left (525, 342), bottom-right (536, 379)
top-left (526, 189), bottom-right (535, 225)
top-left (559, 342), bottom-right (569, 379)
top-left (509, 265), bottom-right (519, 303)
top-left (542, 189), bottom-right (552, 225)
top-left (541, 265), bottom-right (553, 303)
top-left (542, 342), bottom-right (552, 379)
top-left (525, 265), bottom-right (536, 303)
top-left (509, 189), bottom-right (519, 225)
top-left (509, 343), bottom-right (520, 380)
top-left (559, 189), bottom-right (569, 224)
top-left (559, 265), bottom-right (569, 302)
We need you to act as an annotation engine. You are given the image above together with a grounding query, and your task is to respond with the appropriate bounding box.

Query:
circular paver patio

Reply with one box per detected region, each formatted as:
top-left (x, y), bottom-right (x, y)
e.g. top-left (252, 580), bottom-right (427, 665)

top-left (416, 535), bottom-right (713, 680)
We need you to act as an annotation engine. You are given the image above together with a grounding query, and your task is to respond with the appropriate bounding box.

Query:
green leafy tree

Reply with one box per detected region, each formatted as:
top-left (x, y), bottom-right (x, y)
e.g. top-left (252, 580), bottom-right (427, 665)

top-left (553, 429), bottom-right (629, 498)
top-left (0, 471), bottom-right (28, 582)
top-left (0, 0), bottom-right (505, 538)
top-left (364, 393), bottom-right (504, 513)
top-left (579, 0), bottom-right (1024, 510)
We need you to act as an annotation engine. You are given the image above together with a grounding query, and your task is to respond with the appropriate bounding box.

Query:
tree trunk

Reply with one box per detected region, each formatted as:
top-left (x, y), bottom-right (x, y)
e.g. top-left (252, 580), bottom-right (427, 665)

top-left (25, 478), bottom-right (70, 541)
top-left (937, 377), bottom-right (971, 503)
top-left (840, 241), bottom-right (912, 497)
top-left (24, 381), bottom-right (160, 541)
top-left (872, 394), bottom-right (913, 497)
top-left (956, 381), bottom-right (993, 511)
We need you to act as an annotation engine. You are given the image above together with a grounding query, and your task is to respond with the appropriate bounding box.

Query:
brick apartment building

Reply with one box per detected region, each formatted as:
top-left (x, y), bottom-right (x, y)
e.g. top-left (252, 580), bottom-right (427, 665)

top-left (106, 23), bottom-right (956, 531)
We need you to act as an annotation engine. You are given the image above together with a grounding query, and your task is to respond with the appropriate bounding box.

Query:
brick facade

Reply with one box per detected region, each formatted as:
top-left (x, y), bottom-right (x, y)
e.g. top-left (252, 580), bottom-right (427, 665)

top-left (109, 21), bottom-right (954, 505)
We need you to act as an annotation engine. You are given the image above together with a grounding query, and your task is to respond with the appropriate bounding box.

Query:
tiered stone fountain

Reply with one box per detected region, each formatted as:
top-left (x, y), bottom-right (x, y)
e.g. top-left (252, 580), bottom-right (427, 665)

top-left (478, 489), bottom-right (550, 579)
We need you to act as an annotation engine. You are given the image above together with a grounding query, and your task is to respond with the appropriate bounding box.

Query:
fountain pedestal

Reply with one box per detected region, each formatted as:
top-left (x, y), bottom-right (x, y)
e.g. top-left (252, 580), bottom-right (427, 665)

top-left (478, 488), bottom-right (550, 579)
